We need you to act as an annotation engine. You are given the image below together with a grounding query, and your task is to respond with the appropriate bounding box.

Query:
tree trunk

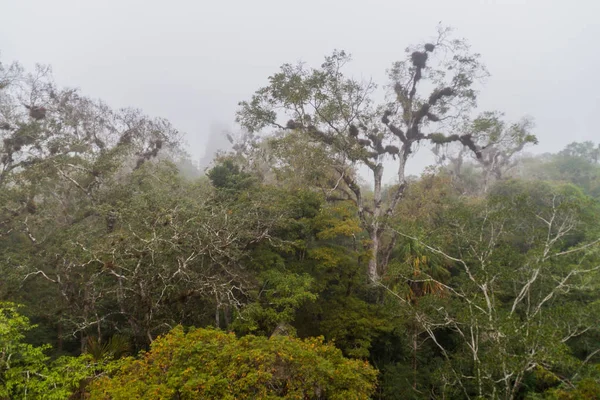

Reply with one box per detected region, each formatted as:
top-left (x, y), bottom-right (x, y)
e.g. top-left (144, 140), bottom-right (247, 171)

top-left (57, 321), bottom-right (63, 352)
top-left (223, 304), bottom-right (231, 328)
top-left (412, 325), bottom-right (418, 391)
top-left (368, 233), bottom-right (380, 281)
top-left (368, 164), bottom-right (384, 282)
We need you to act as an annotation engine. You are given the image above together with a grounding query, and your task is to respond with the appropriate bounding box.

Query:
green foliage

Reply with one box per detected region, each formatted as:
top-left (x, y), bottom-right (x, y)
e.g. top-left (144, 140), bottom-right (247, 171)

top-left (516, 141), bottom-right (600, 199)
top-left (85, 335), bottom-right (131, 362)
top-left (207, 158), bottom-right (256, 192)
top-left (383, 176), bottom-right (600, 398)
top-left (531, 376), bottom-right (600, 400)
top-left (233, 270), bottom-right (317, 336)
top-left (2, 50), bottom-right (600, 400)
top-left (89, 326), bottom-right (378, 399)
top-left (0, 302), bottom-right (110, 399)
top-left (0, 302), bottom-right (49, 399)
top-left (559, 141), bottom-right (600, 164)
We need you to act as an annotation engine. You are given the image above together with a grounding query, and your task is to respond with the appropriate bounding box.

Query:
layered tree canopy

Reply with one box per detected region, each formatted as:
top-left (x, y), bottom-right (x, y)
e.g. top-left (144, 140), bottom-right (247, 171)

top-left (1, 29), bottom-right (599, 399)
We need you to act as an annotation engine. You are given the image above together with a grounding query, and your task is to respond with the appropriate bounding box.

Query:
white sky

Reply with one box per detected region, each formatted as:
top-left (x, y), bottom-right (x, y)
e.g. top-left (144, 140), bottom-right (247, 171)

top-left (1, 0), bottom-right (599, 180)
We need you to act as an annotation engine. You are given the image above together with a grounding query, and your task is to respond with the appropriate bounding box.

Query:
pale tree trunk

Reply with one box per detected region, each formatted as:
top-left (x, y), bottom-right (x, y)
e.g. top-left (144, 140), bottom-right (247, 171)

top-left (368, 234), bottom-right (380, 281)
top-left (368, 164), bottom-right (384, 281)
top-left (368, 148), bottom-right (410, 282)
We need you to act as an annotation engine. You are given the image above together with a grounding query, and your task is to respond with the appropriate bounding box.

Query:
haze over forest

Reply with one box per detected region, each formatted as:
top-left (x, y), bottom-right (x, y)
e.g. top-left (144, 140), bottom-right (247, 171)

top-left (2, 0), bottom-right (599, 176)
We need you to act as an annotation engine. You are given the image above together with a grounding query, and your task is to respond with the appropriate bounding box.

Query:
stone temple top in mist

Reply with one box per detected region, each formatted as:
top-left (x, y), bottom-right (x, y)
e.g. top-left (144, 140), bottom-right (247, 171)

top-left (196, 123), bottom-right (233, 172)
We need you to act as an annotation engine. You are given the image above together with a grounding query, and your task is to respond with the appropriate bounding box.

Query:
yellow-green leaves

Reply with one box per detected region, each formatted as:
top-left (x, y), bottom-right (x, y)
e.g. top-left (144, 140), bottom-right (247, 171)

top-left (89, 326), bottom-right (377, 400)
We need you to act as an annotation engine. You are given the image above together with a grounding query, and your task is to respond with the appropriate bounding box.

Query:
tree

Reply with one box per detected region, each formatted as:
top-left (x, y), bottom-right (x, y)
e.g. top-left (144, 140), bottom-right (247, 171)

top-left (237, 27), bottom-right (494, 281)
top-left (437, 111), bottom-right (537, 193)
top-left (516, 142), bottom-right (600, 199)
top-left (559, 141), bottom-right (599, 164)
top-left (0, 57), bottom-right (181, 242)
top-left (0, 302), bottom-right (107, 400)
top-left (0, 57), bottom-right (183, 350)
top-left (0, 302), bottom-right (49, 399)
top-left (88, 326), bottom-right (378, 399)
top-left (382, 173), bottom-right (457, 396)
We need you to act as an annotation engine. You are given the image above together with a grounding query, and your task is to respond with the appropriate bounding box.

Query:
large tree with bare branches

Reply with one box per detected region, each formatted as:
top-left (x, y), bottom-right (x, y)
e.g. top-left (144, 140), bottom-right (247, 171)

top-left (237, 27), bottom-right (496, 281)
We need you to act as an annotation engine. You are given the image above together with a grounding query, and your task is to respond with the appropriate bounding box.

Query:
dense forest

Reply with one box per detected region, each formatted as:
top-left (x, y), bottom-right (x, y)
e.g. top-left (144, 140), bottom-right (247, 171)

top-left (1, 29), bottom-right (599, 399)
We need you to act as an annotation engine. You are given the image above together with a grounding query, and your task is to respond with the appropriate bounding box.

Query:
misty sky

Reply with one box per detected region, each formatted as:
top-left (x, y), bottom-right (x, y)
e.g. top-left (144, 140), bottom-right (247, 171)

top-left (1, 0), bottom-right (599, 179)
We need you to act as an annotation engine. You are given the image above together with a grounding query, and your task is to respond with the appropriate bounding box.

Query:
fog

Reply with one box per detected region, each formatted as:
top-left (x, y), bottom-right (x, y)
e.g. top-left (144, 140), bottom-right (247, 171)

top-left (2, 0), bottom-right (598, 177)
